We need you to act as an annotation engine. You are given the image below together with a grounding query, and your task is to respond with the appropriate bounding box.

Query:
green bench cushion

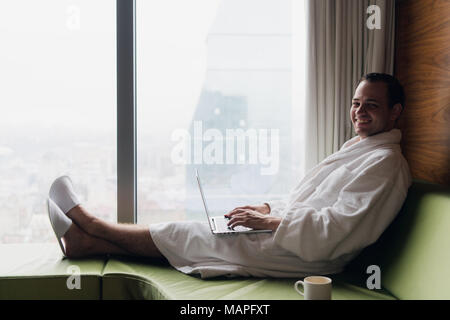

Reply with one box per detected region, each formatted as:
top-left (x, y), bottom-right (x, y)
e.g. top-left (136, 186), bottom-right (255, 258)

top-left (346, 180), bottom-right (450, 300)
top-left (101, 257), bottom-right (395, 300)
top-left (0, 244), bottom-right (106, 300)
top-left (0, 244), bottom-right (393, 300)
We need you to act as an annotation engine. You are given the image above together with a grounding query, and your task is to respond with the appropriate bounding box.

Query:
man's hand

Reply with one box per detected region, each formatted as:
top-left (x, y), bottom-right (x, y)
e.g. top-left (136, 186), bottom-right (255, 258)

top-left (224, 209), bottom-right (281, 231)
top-left (226, 204), bottom-right (271, 216)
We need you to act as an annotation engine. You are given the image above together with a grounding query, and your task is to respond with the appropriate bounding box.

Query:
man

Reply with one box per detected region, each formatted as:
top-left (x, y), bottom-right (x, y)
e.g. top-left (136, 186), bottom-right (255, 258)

top-left (47, 73), bottom-right (411, 278)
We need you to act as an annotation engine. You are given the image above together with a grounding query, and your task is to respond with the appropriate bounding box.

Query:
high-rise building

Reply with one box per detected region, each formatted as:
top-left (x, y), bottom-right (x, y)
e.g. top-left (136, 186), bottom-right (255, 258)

top-left (185, 0), bottom-right (293, 219)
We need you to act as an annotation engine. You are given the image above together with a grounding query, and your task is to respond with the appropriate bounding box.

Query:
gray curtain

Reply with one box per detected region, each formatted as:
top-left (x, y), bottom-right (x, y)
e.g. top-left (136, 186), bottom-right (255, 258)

top-left (303, 0), bottom-right (396, 172)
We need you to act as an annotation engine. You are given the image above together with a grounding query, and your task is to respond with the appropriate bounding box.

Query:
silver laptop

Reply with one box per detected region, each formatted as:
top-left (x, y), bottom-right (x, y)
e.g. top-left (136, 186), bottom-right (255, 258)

top-left (195, 169), bottom-right (272, 235)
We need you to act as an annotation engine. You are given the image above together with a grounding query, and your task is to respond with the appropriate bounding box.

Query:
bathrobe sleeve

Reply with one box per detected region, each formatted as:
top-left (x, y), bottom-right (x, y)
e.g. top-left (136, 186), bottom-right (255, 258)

top-left (265, 199), bottom-right (289, 217)
top-left (272, 153), bottom-right (410, 263)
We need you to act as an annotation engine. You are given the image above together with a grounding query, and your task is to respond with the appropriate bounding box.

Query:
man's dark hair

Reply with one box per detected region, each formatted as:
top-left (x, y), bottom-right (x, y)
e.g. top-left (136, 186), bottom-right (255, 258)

top-left (359, 73), bottom-right (406, 111)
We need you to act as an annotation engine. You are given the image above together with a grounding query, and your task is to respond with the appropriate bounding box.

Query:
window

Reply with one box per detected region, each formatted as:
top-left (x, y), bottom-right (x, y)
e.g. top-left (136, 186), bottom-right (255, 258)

top-left (0, 0), bottom-right (117, 243)
top-left (137, 0), bottom-right (306, 224)
top-left (0, 0), bottom-right (306, 242)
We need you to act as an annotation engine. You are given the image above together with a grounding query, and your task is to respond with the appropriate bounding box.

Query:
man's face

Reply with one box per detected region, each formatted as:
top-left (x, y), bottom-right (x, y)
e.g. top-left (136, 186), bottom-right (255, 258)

top-left (350, 80), bottom-right (401, 139)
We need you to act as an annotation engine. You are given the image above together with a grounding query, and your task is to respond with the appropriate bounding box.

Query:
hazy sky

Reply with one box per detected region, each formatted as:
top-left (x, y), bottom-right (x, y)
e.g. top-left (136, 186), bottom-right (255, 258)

top-left (0, 0), bottom-right (302, 135)
top-left (0, 0), bottom-right (116, 131)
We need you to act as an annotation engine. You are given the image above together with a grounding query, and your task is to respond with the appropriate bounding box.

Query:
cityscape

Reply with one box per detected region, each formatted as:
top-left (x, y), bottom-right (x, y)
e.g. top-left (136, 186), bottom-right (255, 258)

top-left (0, 0), bottom-right (306, 244)
top-left (0, 122), bottom-right (303, 244)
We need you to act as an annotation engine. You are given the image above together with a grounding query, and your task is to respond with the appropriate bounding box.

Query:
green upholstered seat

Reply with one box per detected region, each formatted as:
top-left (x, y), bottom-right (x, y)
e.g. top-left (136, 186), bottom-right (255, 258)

top-left (345, 180), bottom-right (450, 299)
top-left (0, 244), bottom-right (106, 300)
top-left (101, 257), bottom-right (394, 300)
top-left (0, 179), bottom-right (448, 300)
top-left (0, 244), bottom-right (395, 300)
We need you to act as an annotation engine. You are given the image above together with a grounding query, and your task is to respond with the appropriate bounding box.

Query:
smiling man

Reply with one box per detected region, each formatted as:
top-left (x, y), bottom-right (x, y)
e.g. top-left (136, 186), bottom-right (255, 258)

top-left (225, 73), bottom-right (406, 231)
top-left (351, 73), bottom-right (403, 141)
top-left (47, 73), bottom-right (412, 279)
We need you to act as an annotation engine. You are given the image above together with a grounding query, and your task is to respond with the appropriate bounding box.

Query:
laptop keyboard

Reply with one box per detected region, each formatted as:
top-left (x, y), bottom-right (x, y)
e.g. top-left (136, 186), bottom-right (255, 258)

top-left (214, 217), bottom-right (251, 232)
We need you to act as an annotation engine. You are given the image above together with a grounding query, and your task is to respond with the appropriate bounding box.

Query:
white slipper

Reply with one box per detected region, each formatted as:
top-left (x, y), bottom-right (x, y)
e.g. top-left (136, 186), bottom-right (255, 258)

top-left (47, 198), bottom-right (72, 256)
top-left (49, 175), bottom-right (81, 214)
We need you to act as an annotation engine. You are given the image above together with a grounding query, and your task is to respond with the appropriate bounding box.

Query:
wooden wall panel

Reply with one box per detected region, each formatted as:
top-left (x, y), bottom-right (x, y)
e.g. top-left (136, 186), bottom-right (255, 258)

top-left (394, 0), bottom-right (450, 186)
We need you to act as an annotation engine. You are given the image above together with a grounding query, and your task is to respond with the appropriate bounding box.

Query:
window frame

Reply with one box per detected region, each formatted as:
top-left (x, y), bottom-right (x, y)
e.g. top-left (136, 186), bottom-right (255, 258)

top-left (117, 0), bottom-right (137, 223)
top-left (116, 0), bottom-right (305, 224)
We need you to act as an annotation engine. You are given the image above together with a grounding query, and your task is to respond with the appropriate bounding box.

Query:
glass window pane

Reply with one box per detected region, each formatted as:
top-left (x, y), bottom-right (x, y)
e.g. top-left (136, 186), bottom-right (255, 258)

top-left (0, 0), bottom-right (117, 243)
top-left (137, 0), bottom-right (305, 224)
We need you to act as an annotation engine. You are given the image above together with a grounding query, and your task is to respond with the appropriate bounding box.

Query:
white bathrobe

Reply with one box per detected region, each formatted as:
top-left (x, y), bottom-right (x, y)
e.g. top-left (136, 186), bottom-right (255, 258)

top-left (149, 129), bottom-right (412, 278)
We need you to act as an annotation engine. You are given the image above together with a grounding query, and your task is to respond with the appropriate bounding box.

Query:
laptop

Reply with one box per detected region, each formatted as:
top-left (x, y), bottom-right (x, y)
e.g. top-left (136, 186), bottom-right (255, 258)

top-left (195, 169), bottom-right (273, 235)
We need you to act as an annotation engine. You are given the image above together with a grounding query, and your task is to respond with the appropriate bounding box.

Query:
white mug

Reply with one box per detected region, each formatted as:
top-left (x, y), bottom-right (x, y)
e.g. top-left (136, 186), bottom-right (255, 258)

top-left (294, 276), bottom-right (332, 300)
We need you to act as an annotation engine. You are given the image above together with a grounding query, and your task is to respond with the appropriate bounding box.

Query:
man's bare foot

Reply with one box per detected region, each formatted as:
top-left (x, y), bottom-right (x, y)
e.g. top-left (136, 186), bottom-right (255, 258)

top-left (62, 223), bottom-right (95, 258)
top-left (66, 205), bottom-right (98, 236)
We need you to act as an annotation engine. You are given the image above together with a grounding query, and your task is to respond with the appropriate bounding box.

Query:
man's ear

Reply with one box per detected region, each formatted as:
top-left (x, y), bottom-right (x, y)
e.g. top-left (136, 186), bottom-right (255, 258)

top-left (390, 103), bottom-right (403, 121)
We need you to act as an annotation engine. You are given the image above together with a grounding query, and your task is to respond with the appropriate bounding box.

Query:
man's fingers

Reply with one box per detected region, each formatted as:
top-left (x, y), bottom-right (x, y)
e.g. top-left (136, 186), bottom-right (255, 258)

top-left (227, 214), bottom-right (247, 228)
top-left (228, 219), bottom-right (245, 229)
top-left (225, 208), bottom-right (250, 217)
top-left (225, 209), bottom-right (237, 217)
top-left (225, 210), bottom-right (235, 218)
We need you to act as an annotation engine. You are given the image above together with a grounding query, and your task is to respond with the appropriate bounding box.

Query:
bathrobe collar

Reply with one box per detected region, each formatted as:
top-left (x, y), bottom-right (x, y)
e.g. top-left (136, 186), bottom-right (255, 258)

top-left (320, 129), bottom-right (402, 166)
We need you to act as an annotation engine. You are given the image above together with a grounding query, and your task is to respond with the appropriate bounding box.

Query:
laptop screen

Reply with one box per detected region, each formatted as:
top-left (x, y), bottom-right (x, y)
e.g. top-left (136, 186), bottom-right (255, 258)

top-left (195, 169), bottom-right (215, 231)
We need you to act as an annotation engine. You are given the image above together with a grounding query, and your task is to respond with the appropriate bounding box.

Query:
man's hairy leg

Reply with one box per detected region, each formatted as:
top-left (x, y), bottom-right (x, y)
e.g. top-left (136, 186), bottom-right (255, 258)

top-left (66, 205), bottom-right (163, 258)
top-left (62, 222), bottom-right (132, 258)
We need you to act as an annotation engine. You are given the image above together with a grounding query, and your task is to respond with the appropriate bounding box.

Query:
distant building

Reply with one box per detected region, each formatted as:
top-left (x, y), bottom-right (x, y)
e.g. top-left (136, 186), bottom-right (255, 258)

top-left (185, 0), bottom-right (293, 219)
